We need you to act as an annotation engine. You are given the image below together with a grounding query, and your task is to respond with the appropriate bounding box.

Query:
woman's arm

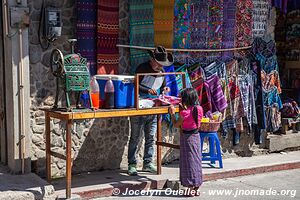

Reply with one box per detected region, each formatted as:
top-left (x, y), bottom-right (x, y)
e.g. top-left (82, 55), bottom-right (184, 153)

top-left (171, 114), bottom-right (183, 128)
top-left (168, 105), bottom-right (183, 128)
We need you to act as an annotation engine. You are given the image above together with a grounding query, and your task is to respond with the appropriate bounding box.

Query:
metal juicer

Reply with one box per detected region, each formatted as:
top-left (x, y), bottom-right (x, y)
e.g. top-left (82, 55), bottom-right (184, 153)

top-left (50, 39), bottom-right (92, 111)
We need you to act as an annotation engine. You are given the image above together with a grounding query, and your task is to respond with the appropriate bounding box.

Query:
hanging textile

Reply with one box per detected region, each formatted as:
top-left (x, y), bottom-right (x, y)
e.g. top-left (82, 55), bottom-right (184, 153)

top-left (153, 0), bottom-right (175, 48)
top-left (173, 0), bottom-right (191, 63)
top-left (272, 0), bottom-right (288, 13)
top-left (252, 0), bottom-right (270, 38)
top-left (207, 0), bottom-right (224, 59)
top-left (207, 0), bottom-right (224, 49)
top-left (129, 0), bottom-right (154, 74)
top-left (235, 0), bottom-right (253, 47)
top-left (190, 0), bottom-right (208, 58)
top-left (222, 0), bottom-right (236, 58)
top-left (76, 0), bottom-right (97, 75)
top-left (97, 0), bottom-right (119, 74)
top-left (287, 0), bottom-right (300, 11)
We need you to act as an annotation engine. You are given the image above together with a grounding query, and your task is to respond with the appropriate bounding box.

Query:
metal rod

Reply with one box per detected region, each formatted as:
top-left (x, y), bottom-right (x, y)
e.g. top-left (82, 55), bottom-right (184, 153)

top-left (117, 44), bottom-right (252, 52)
top-left (19, 28), bottom-right (25, 174)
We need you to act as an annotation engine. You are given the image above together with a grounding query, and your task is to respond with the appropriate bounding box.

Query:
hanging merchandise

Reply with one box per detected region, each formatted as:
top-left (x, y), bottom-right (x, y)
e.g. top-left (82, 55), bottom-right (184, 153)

top-left (252, 0), bottom-right (270, 38)
top-left (250, 38), bottom-right (283, 140)
top-left (104, 77), bottom-right (115, 109)
top-left (153, 0), bottom-right (175, 48)
top-left (173, 0), bottom-right (191, 63)
top-left (76, 0), bottom-right (97, 75)
top-left (90, 76), bottom-right (100, 109)
top-left (222, 0), bottom-right (237, 58)
top-left (129, 0), bottom-right (154, 74)
top-left (97, 0), bottom-right (119, 74)
top-left (207, 0), bottom-right (224, 59)
top-left (272, 0), bottom-right (288, 13)
top-left (190, 0), bottom-right (208, 59)
top-left (235, 0), bottom-right (253, 47)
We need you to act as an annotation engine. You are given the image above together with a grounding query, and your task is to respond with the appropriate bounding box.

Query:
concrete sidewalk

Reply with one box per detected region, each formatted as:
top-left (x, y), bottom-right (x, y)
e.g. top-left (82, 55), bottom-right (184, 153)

top-left (0, 164), bottom-right (55, 200)
top-left (53, 151), bottom-right (300, 199)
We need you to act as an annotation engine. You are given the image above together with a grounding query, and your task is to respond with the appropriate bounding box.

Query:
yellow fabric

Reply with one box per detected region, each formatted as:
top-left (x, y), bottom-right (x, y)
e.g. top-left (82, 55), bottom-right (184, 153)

top-left (153, 0), bottom-right (174, 48)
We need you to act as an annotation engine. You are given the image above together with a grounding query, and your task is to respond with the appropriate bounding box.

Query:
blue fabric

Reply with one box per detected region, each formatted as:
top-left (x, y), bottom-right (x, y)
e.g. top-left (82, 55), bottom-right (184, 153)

top-left (164, 65), bottom-right (179, 97)
top-left (128, 115), bottom-right (157, 165)
top-left (256, 54), bottom-right (279, 74)
top-left (263, 88), bottom-right (283, 109)
top-left (76, 0), bottom-right (97, 75)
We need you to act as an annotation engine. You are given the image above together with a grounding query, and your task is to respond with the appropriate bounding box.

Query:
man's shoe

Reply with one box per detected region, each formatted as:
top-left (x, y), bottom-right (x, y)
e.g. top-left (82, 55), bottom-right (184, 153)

top-left (142, 163), bottom-right (157, 173)
top-left (128, 164), bottom-right (138, 176)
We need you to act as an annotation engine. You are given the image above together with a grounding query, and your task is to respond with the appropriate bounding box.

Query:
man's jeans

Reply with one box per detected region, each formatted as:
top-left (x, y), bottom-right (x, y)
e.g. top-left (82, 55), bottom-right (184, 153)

top-left (128, 115), bottom-right (157, 165)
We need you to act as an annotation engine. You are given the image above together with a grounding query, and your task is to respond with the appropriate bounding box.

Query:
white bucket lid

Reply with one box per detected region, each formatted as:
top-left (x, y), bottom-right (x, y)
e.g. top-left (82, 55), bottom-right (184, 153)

top-left (95, 74), bottom-right (135, 81)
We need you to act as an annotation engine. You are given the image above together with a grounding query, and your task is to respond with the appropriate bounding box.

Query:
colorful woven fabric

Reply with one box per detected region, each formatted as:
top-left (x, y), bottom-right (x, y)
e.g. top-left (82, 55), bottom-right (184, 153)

top-left (222, 0), bottom-right (236, 58)
top-left (173, 0), bottom-right (191, 62)
top-left (207, 0), bottom-right (224, 49)
top-left (252, 0), bottom-right (270, 38)
top-left (192, 78), bottom-right (212, 115)
top-left (153, 0), bottom-right (174, 48)
top-left (190, 0), bottom-right (208, 58)
top-left (97, 0), bottom-right (119, 74)
top-left (76, 0), bottom-right (97, 75)
top-left (173, 0), bottom-right (191, 49)
top-left (129, 0), bottom-right (154, 74)
top-left (206, 75), bottom-right (228, 113)
top-left (235, 0), bottom-right (253, 47)
top-left (180, 131), bottom-right (203, 187)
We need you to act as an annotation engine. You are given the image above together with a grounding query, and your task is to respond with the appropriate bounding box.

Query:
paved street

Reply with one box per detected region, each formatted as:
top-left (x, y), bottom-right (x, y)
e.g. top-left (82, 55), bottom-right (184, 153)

top-left (94, 169), bottom-right (300, 200)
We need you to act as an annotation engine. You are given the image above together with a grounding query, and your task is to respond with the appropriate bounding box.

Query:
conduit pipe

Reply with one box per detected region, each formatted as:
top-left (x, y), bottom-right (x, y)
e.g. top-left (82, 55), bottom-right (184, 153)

top-left (18, 27), bottom-right (25, 174)
top-left (3, 0), bottom-right (26, 174)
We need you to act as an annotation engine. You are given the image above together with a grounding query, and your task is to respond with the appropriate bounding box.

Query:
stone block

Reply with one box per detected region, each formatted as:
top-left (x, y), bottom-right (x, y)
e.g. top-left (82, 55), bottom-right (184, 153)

top-left (266, 133), bottom-right (300, 152)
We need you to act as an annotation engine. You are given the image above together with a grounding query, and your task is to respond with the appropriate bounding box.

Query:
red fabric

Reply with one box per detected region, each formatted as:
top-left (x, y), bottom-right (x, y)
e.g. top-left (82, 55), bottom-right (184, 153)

top-left (193, 78), bottom-right (212, 115)
top-left (97, 0), bottom-right (119, 74)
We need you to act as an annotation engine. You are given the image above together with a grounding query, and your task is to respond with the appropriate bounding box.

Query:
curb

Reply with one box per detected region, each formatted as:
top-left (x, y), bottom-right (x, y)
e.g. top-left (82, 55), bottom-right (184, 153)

top-left (203, 161), bottom-right (300, 181)
top-left (69, 161), bottom-right (300, 199)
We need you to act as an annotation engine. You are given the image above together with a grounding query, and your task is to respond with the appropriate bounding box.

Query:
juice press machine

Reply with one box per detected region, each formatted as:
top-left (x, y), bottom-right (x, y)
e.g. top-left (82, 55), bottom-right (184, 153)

top-left (50, 39), bottom-right (92, 111)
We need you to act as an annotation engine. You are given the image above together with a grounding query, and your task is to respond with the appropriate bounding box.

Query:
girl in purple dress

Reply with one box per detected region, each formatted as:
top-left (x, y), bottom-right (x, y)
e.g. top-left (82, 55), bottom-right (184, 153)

top-left (169, 88), bottom-right (203, 197)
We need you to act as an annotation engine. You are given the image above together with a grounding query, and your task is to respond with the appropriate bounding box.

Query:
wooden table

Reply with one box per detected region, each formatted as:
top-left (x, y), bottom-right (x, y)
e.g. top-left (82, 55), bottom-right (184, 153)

top-left (43, 107), bottom-right (179, 199)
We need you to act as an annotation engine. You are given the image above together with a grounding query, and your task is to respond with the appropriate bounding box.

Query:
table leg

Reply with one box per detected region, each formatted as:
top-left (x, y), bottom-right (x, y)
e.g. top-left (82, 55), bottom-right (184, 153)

top-left (66, 120), bottom-right (72, 199)
top-left (45, 112), bottom-right (51, 183)
top-left (157, 115), bottom-right (162, 175)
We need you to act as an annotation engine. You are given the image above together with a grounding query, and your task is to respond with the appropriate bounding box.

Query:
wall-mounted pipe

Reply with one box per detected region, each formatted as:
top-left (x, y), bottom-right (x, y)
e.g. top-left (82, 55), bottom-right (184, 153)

top-left (3, 0), bottom-right (26, 173)
top-left (3, 0), bottom-right (9, 37)
top-left (18, 27), bottom-right (25, 174)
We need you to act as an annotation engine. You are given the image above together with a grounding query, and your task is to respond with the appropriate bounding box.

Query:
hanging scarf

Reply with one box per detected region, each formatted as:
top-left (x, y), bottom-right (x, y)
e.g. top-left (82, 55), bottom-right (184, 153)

top-left (76, 0), bottom-right (97, 75)
top-left (129, 0), bottom-right (154, 74)
top-left (235, 0), bottom-right (253, 47)
top-left (154, 0), bottom-right (174, 48)
top-left (97, 0), bottom-right (119, 74)
top-left (173, 0), bottom-right (191, 63)
top-left (222, 0), bottom-right (236, 58)
top-left (252, 0), bottom-right (270, 38)
top-left (190, 0), bottom-right (208, 58)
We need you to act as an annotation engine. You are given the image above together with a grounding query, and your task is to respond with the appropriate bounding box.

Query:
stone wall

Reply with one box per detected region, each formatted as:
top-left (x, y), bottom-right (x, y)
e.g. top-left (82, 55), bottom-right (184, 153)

top-left (28, 1), bottom-right (274, 178)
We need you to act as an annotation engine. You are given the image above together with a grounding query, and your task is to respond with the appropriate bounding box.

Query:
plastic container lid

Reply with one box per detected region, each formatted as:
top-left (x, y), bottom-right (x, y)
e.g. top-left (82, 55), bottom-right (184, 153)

top-left (95, 74), bottom-right (135, 81)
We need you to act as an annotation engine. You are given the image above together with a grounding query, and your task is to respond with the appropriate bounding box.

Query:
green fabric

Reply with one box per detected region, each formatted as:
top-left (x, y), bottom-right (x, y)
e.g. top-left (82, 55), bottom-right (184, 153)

top-left (129, 0), bottom-right (154, 74)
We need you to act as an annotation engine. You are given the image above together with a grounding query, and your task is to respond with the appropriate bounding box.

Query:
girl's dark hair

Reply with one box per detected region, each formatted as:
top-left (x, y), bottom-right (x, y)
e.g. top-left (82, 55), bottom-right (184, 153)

top-left (180, 88), bottom-right (200, 127)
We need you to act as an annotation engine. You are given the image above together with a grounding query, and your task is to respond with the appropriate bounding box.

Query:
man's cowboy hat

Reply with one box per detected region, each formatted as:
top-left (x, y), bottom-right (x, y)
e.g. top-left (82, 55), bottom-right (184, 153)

top-left (148, 46), bottom-right (174, 66)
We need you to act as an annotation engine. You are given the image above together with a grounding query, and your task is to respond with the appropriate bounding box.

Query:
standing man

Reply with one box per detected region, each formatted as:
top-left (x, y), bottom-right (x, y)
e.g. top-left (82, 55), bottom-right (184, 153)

top-left (128, 46), bottom-right (173, 175)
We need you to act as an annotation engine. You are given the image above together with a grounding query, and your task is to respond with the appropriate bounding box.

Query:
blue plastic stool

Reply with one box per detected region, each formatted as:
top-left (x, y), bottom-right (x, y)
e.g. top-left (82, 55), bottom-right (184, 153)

top-left (200, 131), bottom-right (223, 169)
